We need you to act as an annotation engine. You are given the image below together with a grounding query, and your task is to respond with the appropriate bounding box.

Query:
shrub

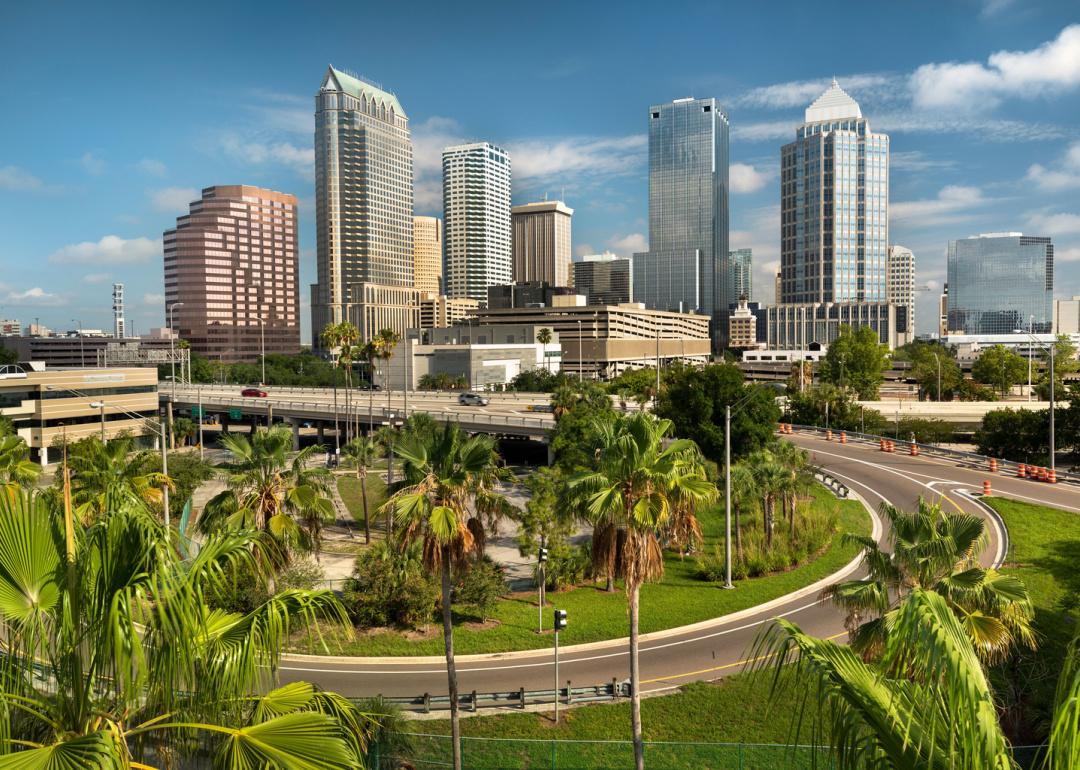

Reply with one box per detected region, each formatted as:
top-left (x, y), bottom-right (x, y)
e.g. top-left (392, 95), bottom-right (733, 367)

top-left (537, 542), bottom-right (591, 591)
top-left (343, 542), bottom-right (438, 629)
top-left (454, 558), bottom-right (508, 621)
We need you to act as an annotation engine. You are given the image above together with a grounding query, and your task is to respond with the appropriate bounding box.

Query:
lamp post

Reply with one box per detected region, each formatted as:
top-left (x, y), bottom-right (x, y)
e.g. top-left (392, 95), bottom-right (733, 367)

top-left (932, 352), bottom-right (941, 401)
top-left (89, 401), bottom-right (105, 443)
top-left (577, 319), bottom-right (583, 381)
top-left (723, 390), bottom-right (759, 589)
top-left (1017, 328), bottom-right (1056, 476)
top-left (168, 302), bottom-right (184, 397)
top-left (72, 319), bottom-right (84, 367)
top-left (253, 314), bottom-right (267, 386)
top-left (1028, 315), bottom-right (1034, 402)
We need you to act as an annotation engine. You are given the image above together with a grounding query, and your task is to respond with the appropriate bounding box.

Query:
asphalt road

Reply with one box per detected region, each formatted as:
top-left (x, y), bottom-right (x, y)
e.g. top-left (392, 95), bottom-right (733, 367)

top-left (275, 431), bottom-right (1069, 702)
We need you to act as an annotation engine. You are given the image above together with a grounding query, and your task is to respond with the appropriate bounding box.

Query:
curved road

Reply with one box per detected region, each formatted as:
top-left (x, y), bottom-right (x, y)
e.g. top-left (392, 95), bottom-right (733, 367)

top-left (277, 431), bottom-right (1079, 703)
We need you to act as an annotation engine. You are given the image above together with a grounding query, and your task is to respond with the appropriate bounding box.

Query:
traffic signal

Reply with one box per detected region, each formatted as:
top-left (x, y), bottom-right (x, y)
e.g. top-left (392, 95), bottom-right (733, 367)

top-left (553, 609), bottom-right (567, 631)
top-left (538, 547), bottom-right (548, 563)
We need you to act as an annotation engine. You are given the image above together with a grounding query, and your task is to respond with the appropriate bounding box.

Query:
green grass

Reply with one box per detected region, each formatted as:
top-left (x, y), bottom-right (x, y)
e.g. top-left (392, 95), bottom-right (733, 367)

top-left (983, 496), bottom-right (1080, 743)
top-left (337, 474), bottom-right (388, 528)
top-left (390, 675), bottom-right (829, 770)
top-left (307, 486), bottom-right (869, 657)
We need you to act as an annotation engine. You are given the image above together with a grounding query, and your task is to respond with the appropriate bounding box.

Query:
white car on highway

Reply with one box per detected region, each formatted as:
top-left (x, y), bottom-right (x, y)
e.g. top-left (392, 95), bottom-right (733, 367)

top-left (458, 392), bottom-right (489, 406)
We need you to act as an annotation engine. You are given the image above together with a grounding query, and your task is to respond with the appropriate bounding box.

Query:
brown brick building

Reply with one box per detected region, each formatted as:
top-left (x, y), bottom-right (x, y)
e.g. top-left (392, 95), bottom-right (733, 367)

top-left (163, 185), bottom-right (300, 362)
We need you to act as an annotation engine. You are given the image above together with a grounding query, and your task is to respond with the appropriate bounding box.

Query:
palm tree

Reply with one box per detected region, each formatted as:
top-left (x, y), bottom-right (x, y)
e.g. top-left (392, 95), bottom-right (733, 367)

top-left (373, 327), bottom-right (402, 411)
top-left (752, 588), bottom-right (1017, 769)
top-left (667, 462), bottom-right (717, 558)
top-left (727, 462), bottom-right (756, 562)
top-left (343, 435), bottom-right (378, 543)
top-left (536, 327), bottom-right (553, 373)
top-left (200, 427), bottom-right (335, 561)
top-left (1048, 627), bottom-right (1080, 769)
top-left (0, 485), bottom-right (374, 767)
top-left (570, 412), bottom-right (714, 770)
top-left (825, 499), bottom-right (1035, 664)
top-left (748, 450), bottom-right (785, 549)
top-left (66, 435), bottom-right (170, 522)
top-left (372, 424), bottom-right (400, 539)
top-left (320, 322), bottom-right (345, 447)
top-left (382, 424), bottom-right (507, 770)
top-left (770, 440), bottom-right (814, 539)
top-left (0, 434), bottom-right (41, 500)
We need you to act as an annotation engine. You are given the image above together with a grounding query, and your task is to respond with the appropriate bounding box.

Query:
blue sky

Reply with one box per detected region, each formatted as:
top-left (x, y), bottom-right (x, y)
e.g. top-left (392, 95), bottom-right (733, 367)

top-left (1, 0), bottom-right (1078, 342)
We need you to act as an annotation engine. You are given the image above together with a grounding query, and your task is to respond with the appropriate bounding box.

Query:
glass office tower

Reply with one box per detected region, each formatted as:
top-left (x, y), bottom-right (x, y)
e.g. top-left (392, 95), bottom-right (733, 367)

top-left (729, 248), bottom-right (753, 301)
top-left (633, 97), bottom-right (729, 332)
top-left (779, 80), bottom-right (889, 306)
top-left (947, 233), bottom-right (1054, 334)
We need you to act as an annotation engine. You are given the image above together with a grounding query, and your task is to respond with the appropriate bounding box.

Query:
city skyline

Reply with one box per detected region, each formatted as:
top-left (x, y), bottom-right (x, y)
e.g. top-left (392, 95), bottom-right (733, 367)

top-left (1, 2), bottom-right (1078, 341)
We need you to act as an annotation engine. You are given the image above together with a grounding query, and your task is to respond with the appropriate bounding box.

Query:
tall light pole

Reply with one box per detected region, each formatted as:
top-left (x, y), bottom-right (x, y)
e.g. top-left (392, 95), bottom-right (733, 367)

top-left (577, 319), bottom-right (583, 381)
top-left (256, 314), bottom-right (266, 385)
top-left (1028, 315), bottom-right (1034, 402)
top-left (90, 401), bottom-right (105, 443)
top-left (72, 319), bottom-right (84, 367)
top-left (168, 302), bottom-right (184, 397)
top-left (931, 352), bottom-right (941, 401)
top-left (1018, 328), bottom-right (1056, 477)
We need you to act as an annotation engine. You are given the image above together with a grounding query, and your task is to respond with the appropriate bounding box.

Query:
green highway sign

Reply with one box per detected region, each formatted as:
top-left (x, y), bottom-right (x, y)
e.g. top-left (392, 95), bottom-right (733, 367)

top-left (190, 406), bottom-right (204, 418)
top-left (228, 408), bottom-right (243, 420)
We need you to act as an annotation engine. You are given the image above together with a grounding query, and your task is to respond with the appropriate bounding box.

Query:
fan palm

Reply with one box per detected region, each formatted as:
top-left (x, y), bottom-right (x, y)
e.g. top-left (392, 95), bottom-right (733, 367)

top-left (65, 435), bottom-right (170, 523)
top-left (570, 412), bottom-right (714, 770)
top-left (727, 462), bottom-right (757, 562)
top-left (824, 499), bottom-right (1035, 664)
top-left (0, 434), bottom-right (40, 500)
top-left (0, 485), bottom-right (373, 767)
top-left (343, 436), bottom-right (378, 544)
top-left (536, 327), bottom-right (553, 373)
top-left (752, 588), bottom-right (1016, 769)
top-left (381, 424), bottom-right (508, 770)
top-left (372, 328), bottom-right (401, 410)
top-left (748, 450), bottom-right (786, 549)
top-left (200, 427), bottom-right (334, 560)
top-left (771, 440), bottom-right (815, 539)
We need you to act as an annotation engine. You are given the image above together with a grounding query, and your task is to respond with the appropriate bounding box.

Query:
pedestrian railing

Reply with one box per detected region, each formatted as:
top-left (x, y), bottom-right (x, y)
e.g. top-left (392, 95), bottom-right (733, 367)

top-left (363, 679), bottom-right (633, 715)
top-left (791, 423), bottom-right (1079, 486)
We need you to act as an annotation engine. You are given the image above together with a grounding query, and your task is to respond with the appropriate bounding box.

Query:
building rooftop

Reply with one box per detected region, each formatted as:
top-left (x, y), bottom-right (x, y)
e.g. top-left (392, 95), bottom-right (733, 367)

top-left (511, 200), bottom-right (574, 216)
top-left (805, 79), bottom-right (862, 123)
top-left (321, 66), bottom-right (405, 118)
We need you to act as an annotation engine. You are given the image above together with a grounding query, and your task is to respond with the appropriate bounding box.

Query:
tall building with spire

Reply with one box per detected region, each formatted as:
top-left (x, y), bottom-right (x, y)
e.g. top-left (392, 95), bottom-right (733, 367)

top-left (769, 81), bottom-right (902, 349)
top-left (632, 96), bottom-right (729, 349)
top-left (310, 66), bottom-right (417, 346)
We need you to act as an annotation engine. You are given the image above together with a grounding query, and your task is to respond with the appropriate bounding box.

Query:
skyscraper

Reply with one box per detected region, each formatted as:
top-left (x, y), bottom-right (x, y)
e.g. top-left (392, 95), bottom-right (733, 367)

top-left (571, 253), bottom-right (632, 306)
top-left (633, 96), bottom-right (729, 345)
top-left (778, 80), bottom-right (889, 305)
top-left (164, 185), bottom-right (300, 362)
top-left (729, 248), bottom-right (753, 301)
top-left (947, 233), bottom-right (1053, 334)
top-left (511, 200), bottom-right (573, 286)
top-left (413, 216), bottom-right (443, 294)
top-left (310, 66), bottom-right (416, 345)
top-left (887, 245), bottom-right (915, 344)
top-left (442, 142), bottom-right (512, 303)
top-left (112, 283), bottom-right (126, 339)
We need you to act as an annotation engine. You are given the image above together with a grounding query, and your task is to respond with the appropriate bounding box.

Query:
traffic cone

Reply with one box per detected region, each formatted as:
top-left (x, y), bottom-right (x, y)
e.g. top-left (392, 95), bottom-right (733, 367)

top-left (1018, 463), bottom-right (1027, 478)
top-left (826, 429), bottom-right (833, 441)
top-left (989, 458), bottom-right (998, 473)
top-left (840, 431), bottom-right (847, 444)
top-left (910, 442), bottom-right (918, 456)
top-left (982, 480), bottom-right (992, 496)
top-left (1048, 469), bottom-right (1057, 484)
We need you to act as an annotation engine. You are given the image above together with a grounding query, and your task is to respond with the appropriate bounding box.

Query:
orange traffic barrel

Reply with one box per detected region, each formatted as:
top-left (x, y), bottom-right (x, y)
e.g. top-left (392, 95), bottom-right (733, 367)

top-left (910, 442), bottom-right (918, 456)
top-left (880, 439), bottom-right (887, 452)
top-left (1018, 463), bottom-right (1027, 478)
top-left (989, 458), bottom-right (998, 473)
top-left (840, 431), bottom-right (847, 444)
top-left (983, 480), bottom-right (992, 496)
top-left (1038, 467), bottom-right (1048, 481)
top-left (826, 429), bottom-right (833, 441)
top-left (888, 440), bottom-right (895, 453)
top-left (1048, 469), bottom-right (1057, 484)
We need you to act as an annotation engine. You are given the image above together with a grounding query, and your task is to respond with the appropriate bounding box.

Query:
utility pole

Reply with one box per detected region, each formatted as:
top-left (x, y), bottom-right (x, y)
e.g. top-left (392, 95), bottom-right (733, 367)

top-left (197, 387), bottom-right (204, 461)
top-left (724, 405), bottom-right (734, 589)
top-left (553, 609), bottom-right (567, 724)
top-left (538, 543), bottom-right (547, 632)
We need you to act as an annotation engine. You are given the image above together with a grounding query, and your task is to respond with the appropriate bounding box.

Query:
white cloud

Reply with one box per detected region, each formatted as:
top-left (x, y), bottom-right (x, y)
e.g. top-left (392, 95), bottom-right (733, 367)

top-left (874, 112), bottom-right (1065, 142)
top-left (1026, 211), bottom-right (1080, 237)
top-left (0, 165), bottom-right (44, 191)
top-left (1056, 246), bottom-right (1080, 262)
top-left (980, 0), bottom-right (1017, 17)
top-left (142, 293), bottom-right (165, 306)
top-left (149, 187), bottom-right (198, 213)
top-left (137, 158), bottom-right (167, 177)
top-left (891, 185), bottom-right (989, 225)
top-left (606, 233), bottom-right (647, 257)
top-left (1026, 141), bottom-right (1080, 192)
top-left (83, 273), bottom-right (111, 284)
top-left (78, 151), bottom-right (106, 175)
top-left (410, 117), bottom-right (468, 213)
top-left (508, 134), bottom-right (646, 182)
top-left (246, 90), bottom-right (312, 134)
top-left (49, 235), bottom-right (161, 265)
top-left (573, 243), bottom-right (596, 258)
top-left (732, 73), bottom-right (900, 109)
top-left (729, 204), bottom-right (780, 303)
top-left (3, 287), bottom-right (61, 305)
top-left (730, 163), bottom-right (771, 194)
top-left (730, 121), bottom-right (792, 143)
top-left (911, 24), bottom-right (1080, 111)
top-left (219, 133), bottom-right (314, 177)
top-left (890, 151), bottom-right (957, 172)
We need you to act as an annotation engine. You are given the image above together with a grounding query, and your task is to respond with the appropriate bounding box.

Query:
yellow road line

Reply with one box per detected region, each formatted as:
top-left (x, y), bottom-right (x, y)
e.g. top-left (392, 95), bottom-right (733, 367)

top-left (641, 632), bottom-right (846, 684)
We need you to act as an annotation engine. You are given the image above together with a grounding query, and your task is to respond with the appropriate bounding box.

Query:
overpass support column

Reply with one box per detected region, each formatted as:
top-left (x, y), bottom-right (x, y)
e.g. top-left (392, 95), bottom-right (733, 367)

top-left (546, 442), bottom-right (554, 467)
top-left (166, 404), bottom-right (175, 450)
top-left (317, 423), bottom-right (325, 444)
top-left (38, 446), bottom-right (49, 469)
top-left (289, 419), bottom-right (301, 451)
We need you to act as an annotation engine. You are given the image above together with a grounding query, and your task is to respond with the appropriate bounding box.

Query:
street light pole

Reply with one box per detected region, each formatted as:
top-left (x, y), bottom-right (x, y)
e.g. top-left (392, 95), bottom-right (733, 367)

top-left (577, 319), bottom-right (583, 382)
top-left (1028, 315), bottom-right (1034, 402)
top-left (932, 352), bottom-right (941, 401)
top-left (90, 401), bottom-right (105, 443)
top-left (1050, 337), bottom-right (1056, 476)
top-left (168, 302), bottom-right (184, 398)
top-left (724, 405), bottom-right (733, 590)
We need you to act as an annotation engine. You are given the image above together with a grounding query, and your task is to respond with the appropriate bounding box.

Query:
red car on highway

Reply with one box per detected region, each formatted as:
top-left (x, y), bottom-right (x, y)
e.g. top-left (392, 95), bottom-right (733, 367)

top-left (241, 387), bottom-right (268, 397)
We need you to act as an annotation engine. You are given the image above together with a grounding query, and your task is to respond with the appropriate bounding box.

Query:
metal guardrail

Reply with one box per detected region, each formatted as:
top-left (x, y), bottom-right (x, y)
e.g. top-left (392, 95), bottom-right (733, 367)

top-left (161, 383), bottom-right (553, 402)
top-left (792, 424), bottom-right (1080, 486)
top-left (366, 679), bottom-right (633, 714)
top-left (813, 470), bottom-right (849, 499)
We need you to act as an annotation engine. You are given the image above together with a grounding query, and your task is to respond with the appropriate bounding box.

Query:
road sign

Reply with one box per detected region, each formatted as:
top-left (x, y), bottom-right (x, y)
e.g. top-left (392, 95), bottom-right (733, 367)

top-left (228, 408), bottom-right (243, 420)
top-left (190, 406), bottom-right (204, 418)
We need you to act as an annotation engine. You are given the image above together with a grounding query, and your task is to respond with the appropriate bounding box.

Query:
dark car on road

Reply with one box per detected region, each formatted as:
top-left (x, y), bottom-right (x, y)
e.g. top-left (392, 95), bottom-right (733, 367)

top-left (458, 392), bottom-right (489, 406)
top-left (241, 387), bottom-right (268, 397)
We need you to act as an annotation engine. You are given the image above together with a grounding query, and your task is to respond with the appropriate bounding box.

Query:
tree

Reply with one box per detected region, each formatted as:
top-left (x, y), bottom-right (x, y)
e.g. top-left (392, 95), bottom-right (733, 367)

top-left (383, 424), bottom-right (509, 770)
top-left (171, 415), bottom-right (196, 446)
top-left (825, 499), bottom-right (1035, 665)
top-left (786, 383), bottom-right (888, 434)
top-left (343, 435), bottom-right (378, 543)
top-left (549, 381), bottom-right (616, 471)
top-left (0, 344), bottom-right (16, 365)
top-left (570, 413), bottom-right (714, 770)
top-left (0, 486), bottom-right (375, 767)
top-left (1035, 335), bottom-right (1080, 400)
top-left (972, 344), bottom-right (1028, 396)
top-left (896, 340), bottom-right (963, 401)
top-left (607, 367), bottom-right (659, 409)
top-left (818, 324), bottom-right (890, 399)
top-left (536, 326), bottom-right (553, 372)
top-left (65, 435), bottom-right (169, 522)
top-left (973, 407), bottom-right (1049, 464)
top-left (753, 589), bottom-right (1015, 769)
top-left (655, 363), bottom-right (780, 464)
top-left (200, 427), bottom-right (335, 561)
top-left (373, 327), bottom-right (402, 409)
top-left (0, 434), bottom-right (40, 499)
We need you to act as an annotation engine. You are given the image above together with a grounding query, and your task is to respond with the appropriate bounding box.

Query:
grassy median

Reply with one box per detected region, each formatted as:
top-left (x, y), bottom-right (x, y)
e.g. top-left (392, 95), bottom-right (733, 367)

top-left (305, 486), bottom-right (870, 657)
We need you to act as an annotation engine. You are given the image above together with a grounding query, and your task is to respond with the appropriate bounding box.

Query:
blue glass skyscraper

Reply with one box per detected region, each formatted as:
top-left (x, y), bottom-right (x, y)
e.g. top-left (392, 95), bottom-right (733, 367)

top-left (633, 97), bottom-right (729, 342)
